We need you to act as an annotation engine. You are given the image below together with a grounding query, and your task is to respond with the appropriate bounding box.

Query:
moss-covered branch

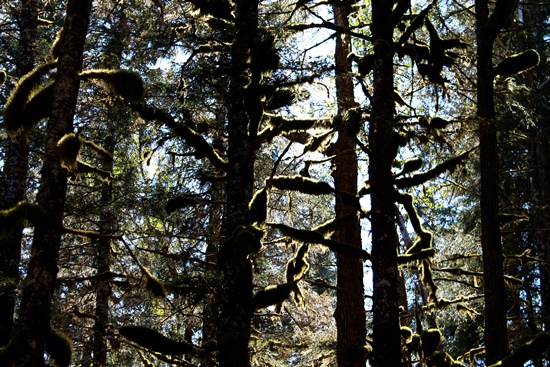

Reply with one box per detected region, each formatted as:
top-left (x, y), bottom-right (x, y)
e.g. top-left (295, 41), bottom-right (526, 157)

top-left (487, 332), bottom-right (550, 367)
top-left (394, 150), bottom-right (471, 188)
top-left (119, 326), bottom-right (208, 358)
top-left (128, 102), bottom-right (228, 171)
top-left (0, 201), bottom-right (50, 238)
top-left (267, 223), bottom-right (370, 260)
top-left (271, 175), bottom-right (334, 195)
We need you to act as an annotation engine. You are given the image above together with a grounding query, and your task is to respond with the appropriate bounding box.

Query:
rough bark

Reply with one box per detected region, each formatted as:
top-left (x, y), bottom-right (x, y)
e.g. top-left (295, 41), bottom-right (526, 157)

top-left (370, 1), bottom-right (402, 366)
top-left (0, 0), bottom-right (38, 347)
top-left (201, 136), bottom-right (225, 363)
top-left (92, 7), bottom-right (127, 365)
top-left (332, 4), bottom-right (366, 367)
top-left (93, 131), bottom-right (114, 367)
top-left (533, 124), bottom-right (550, 331)
top-left (217, 0), bottom-right (258, 365)
top-left (1, 1), bottom-right (92, 365)
top-left (475, 0), bottom-right (510, 363)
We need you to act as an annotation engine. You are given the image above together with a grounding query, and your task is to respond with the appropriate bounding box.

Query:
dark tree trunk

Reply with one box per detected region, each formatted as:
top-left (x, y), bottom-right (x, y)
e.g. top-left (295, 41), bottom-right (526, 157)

top-left (533, 125), bottom-right (550, 331)
top-left (370, 1), bottom-right (402, 366)
top-left (92, 7), bottom-right (127, 365)
top-left (331, 4), bottom-right (366, 367)
top-left (201, 135), bottom-right (225, 362)
top-left (217, 0), bottom-right (258, 365)
top-left (0, 0), bottom-right (38, 347)
top-left (475, 0), bottom-right (510, 363)
top-left (2, 1), bottom-right (92, 365)
top-left (93, 131), bottom-right (114, 367)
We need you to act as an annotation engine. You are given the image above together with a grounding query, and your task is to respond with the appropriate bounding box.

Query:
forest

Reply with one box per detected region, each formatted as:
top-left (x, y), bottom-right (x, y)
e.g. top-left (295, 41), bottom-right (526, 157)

top-left (0, 0), bottom-right (549, 366)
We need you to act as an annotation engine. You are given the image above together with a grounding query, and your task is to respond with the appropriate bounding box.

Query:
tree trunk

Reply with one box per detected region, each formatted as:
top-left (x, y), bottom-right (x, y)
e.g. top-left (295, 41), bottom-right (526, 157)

top-left (533, 125), bottom-right (550, 331)
top-left (0, 0), bottom-right (38, 347)
top-left (93, 7), bottom-right (127, 365)
top-left (217, 0), bottom-right (258, 364)
top-left (331, 4), bottom-right (366, 367)
top-left (93, 131), bottom-right (114, 367)
top-left (475, 0), bottom-right (510, 363)
top-left (2, 1), bottom-right (92, 365)
top-left (370, 1), bottom-right (402, 366)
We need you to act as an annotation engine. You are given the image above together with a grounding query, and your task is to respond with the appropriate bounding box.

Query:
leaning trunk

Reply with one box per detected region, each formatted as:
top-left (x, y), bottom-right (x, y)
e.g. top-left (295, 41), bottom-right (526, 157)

top-left (0, 0), bottom-right (38, 347)
top-left (2, 1), bottom-right (92, 365)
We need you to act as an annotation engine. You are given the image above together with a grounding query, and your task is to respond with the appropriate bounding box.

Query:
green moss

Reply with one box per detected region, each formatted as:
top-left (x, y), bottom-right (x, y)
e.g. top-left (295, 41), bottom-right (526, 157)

top-left (57, 133), bottom-right (81, 171)
top-left (245, 188), bottom-right (267, 225)
top-left (407, 333), bottom-right (421, 352)
top-left (0, 201), bottom-right (49, 238)
top-left (50, 28), bottom-right (64, 60)
top-left (268, 222), bottom-right (370, 260)
top-left (269, 223), bottom-right (326, 244)
top-left (429, 351), bottom-right (464, 367)
top-left (141, 266), bottom-right (167, 299)
top-left (0, 203), bottom-right (25, 238)
top-left (218, 225), bottom-right (263, 265)
top-left (3, 62), bottom-right (57, 138)
top-left (22, 82), bottom-right (54, 132)
top-left (488, 332), bottom-right (550, 367)
top-left (253, 282), bottom-right (295, 310)
top-left (429, 117), bottom-right (452, 130)
top-left (119, 325), bottom-right (197, 356)
top-left (401, 158), bottom-right (423, 174)
top-left (348, 53), bottom-right (375, 78)
top-left (80, 138), bottom-right (113, 166)
top-left (165, 195), bottom-right (198, 215)
top-left (414, 232), bottom-right (433, 252)
top-left (265, 88), bottom-right (295, 111)
top-left (494, 49), bottom-right (540, 76)
top-left (286, 244), bottom-right (310, 282)
top-left (395, 150), bottom-right (471, 188)
top-left (45, 328), bottom-right (72, 367)
top-left (80, 69), bottom-right (144, 102)
top-left (73, 161), bottom-right (112, 182)
top-left (398, 42), bottom-right (430, 62)
top-left (421, 328), bottom-right (442, 357)
top-left (396, 4), bottom-right (432, 48)
top-left (313, 211), bottom-right (356, 235)
top-left (303, 130), bottom-right (334, 154)
top-left (338, 344), bottom-right (373, 362)
top-left (272, 175), bottom-right (334, 195)
top-left (399, 247), bottom-right (436, 264)
top-left (401, 326), bottom-right (413, 343)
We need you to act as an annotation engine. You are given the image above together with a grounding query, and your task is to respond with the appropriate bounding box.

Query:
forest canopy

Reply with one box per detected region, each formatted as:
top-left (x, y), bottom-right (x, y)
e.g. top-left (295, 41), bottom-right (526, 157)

top-left (0, 0), bottom-right (549, 366)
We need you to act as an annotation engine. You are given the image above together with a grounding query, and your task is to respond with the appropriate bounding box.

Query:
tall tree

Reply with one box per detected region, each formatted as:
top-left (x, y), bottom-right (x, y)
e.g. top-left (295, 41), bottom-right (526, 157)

top-left (475, 0), bottom-right (512, 362)
top-left (0, 0), bottom-right (38, 347)
top-left (369, 0), bottom-right (402, 365)
top-left (0, 0), bottom-right (93, 365)
top-left (331, 3), bottom-right (366, 367)
top-left (217, 0), bottom-right (260, 363)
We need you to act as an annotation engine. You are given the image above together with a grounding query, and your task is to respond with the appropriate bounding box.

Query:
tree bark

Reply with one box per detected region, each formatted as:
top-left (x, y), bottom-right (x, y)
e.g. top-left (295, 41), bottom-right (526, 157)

top-left (92, 7), bottom-right (127, 365)
top-left (0, 0), bottom-right (38, 347)
top-left (217, 0), bottom-right (258, 365)
top-left (533, 124), bottom-right (550, 331)
top-left (475, 0), bottom-right (510, 363)
top-left (370, 1), bottom-right (402, 366)
top-left (331, 4), bottom-right (366, 367)
top-left (1, 1), bottom-right (92, 365)
top-left (93, 132), bottom-right (114, 367)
